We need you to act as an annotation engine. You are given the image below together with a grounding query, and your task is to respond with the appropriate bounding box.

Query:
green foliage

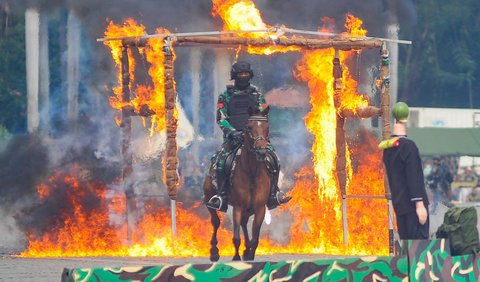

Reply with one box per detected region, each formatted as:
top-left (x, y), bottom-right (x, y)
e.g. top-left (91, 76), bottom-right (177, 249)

top-left (0, 13), bottom-right (27, 132)
top-left (0, 124), bottom-right (11, 151)
top-left (398, 0), bottom-right (480, 108)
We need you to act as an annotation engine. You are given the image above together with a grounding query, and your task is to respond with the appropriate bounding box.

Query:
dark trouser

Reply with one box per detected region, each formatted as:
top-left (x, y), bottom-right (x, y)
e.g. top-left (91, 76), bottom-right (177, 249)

top-left (396, 211), bottom-right (429, 240)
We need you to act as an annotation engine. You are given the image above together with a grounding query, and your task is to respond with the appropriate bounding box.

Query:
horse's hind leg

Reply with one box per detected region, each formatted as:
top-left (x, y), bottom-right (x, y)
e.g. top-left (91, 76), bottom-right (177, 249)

top-left (204, 170), bottom-right (221, 262)
top-left (232, 208), bottom-right (242, 261)
top-left (241, 215), bottom-right (251, 260)
top-left (208, 208), bottom-right (221, 262)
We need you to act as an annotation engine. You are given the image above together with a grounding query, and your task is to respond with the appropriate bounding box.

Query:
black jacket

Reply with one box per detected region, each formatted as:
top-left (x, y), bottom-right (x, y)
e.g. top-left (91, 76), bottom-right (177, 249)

top-left (383, 137), bottom-right (429, 215)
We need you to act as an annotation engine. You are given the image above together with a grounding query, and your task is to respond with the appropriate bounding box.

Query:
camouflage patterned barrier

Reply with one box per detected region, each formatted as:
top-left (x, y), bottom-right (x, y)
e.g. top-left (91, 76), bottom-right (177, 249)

top-left (62, 256), bottom-right (408, 282)
top-left (401, 238), bottom-right (480, 282)
top-left (61, 239), bottom-right (480, 282)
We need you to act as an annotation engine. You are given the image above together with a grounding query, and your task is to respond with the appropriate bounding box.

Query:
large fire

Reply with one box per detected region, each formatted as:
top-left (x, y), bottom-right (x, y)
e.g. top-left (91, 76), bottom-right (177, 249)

top-left (21, 1), bottom-right (389, 258)
top-left (212, 0), bottom-right (300, 55)
top-left (104, 19), bottom-right (172, 133)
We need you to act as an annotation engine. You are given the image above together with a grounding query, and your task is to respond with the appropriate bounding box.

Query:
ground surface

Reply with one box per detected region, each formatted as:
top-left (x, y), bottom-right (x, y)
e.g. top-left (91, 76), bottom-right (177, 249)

top-left (1, 202), bottom-right (476, 282)
top-left (0, 254), bottom-right (338, 282)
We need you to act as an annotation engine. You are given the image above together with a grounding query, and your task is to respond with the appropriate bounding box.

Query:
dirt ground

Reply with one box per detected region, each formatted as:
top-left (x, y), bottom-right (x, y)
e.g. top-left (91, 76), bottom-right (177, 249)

top-left (0, 253), bottom-right (341, 282)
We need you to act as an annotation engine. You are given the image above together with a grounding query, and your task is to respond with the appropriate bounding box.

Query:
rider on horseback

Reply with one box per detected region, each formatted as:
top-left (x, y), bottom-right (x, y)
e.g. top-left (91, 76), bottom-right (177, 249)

top-left (206, 61), bottom-right (292, 212)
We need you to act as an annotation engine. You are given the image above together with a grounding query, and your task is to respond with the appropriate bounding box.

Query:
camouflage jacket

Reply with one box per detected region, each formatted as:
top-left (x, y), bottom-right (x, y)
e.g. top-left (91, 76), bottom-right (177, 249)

top-left (216, 84), bottom-right (268, 142)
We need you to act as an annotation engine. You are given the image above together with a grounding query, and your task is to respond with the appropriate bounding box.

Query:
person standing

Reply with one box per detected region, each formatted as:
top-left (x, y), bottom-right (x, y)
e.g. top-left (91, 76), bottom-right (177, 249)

top-left (427, 156), bottom-right (454, 207)
top-left (380, 102), bottom-right (429, 239)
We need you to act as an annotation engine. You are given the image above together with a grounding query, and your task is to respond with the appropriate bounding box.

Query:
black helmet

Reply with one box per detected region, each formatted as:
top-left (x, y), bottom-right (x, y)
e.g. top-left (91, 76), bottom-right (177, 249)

top-left (230, 61), bottom-right (254, 80)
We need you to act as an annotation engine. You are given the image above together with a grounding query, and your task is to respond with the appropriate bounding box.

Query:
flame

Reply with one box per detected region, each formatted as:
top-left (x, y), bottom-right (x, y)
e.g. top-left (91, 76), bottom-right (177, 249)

top-left (144, 28), bottom-right (177, 134)
top-left (21, 128), bottom-right (387, 258)
top-left (212, 0), bottom-right (300, 55)
top-left (104, 19), bottom-right (146, 111)
top-left (279, 14), bottom-right (387, 255)
top-left (104, 20), bottom-right (172, 133)
top-left (344, 13), bottom-right (367, 37)
top-left (21, 166), bottom-right (234, 257)
top-left (21, 166), bottom-right (124, 257)
top-left (21, 10), bottom-right (389, 258)
top-left (338, 14), bottom-right (369, 112)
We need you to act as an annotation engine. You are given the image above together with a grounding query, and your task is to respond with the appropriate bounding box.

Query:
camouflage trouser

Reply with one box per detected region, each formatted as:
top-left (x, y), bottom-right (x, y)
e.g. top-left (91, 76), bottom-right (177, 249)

top-left (211, 143), bottom-right (230, 173)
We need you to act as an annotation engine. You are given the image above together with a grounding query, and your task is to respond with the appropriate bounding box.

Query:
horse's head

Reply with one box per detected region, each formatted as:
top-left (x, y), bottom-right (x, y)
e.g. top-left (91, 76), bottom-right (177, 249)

top-left (244, 108), bottom-right (270, 161)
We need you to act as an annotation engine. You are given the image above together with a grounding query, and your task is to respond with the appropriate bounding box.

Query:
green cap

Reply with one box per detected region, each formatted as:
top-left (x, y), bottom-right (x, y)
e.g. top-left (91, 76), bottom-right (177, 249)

top-left (392, 102), bottom-right (409, 123)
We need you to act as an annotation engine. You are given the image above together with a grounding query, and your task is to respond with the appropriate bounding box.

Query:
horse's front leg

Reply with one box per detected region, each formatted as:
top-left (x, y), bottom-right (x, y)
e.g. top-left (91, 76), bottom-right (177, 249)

top-left (208, 208), bottom-right (221, 262)
top-left (232, 207), bottom-right (242, 261)
top-left (246, 205), bottom-right (266, 261)
top-left (241, 214), bottom-right (251, 260)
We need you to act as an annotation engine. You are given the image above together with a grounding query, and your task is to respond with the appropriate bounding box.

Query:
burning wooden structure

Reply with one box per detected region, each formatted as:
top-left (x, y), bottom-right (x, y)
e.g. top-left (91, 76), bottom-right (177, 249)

top-left (100, 25), bottom-right (409, 252)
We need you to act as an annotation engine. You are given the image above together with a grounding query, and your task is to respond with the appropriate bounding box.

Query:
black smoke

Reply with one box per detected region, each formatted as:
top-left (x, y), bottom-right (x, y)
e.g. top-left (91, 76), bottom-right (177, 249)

top-left (0, 134), bottom-right (49, 211)
top-left (258, 0), bottom-right (417, 36)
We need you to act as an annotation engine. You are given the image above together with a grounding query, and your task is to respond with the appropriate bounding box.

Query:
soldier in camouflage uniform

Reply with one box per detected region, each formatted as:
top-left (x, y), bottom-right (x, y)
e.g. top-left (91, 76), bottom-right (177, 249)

top-left (206, 61), bottom-right (292, 212)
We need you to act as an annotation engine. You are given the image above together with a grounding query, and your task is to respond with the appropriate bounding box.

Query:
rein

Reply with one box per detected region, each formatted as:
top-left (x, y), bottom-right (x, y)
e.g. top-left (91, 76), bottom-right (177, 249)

top-left (244, 116), bottom-right (270, 153)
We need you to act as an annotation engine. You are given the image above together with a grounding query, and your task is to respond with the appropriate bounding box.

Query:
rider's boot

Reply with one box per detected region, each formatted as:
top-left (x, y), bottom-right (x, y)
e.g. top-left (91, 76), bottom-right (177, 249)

top-left (265, 151), bottom-right (292, 210)
top-left (206, 169), bottom-right (228, 212)
top-left (267, 184), bottom-right (292, 210)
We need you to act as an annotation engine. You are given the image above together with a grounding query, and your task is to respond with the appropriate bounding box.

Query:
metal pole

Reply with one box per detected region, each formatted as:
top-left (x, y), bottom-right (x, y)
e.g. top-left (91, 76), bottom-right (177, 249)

top-left (97, 28), bottom-right (272, 42)
top-left (342, 198), bottom-right (348, 246)
top-left (171, 199), bottom-right (176, 237)
top-left (388, 200), bottom-right (394, 255)
top-left (97, 27), bottom-right (412, 45)
top-left (344, 195), bottom-right (387, 199)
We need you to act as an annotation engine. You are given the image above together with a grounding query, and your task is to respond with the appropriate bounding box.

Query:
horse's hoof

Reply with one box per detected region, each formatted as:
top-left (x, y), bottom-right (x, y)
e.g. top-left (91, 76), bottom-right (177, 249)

top-left (242, 251), bottom-right (251, 261)
top-left (232, 255), bottom-right (241, 261)
top-left (210, 254), bottom-right (220, 262)
top-left (243, 256), bottom-right (253, 261)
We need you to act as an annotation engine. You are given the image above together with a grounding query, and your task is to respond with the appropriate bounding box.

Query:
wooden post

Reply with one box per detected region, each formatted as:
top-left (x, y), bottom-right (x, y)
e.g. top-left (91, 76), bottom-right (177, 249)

top-left (120, 36), bottom-right (384, 51)
top-left (163, 38), bottom-right (179, 236)
top-left (380, 43), bottom-right (391, 140)
top-left (379, 42), bottom-right (395, 255)
top-left (333, 49), bottom-right (349, 246)
top-left (120, 45), bottom-right (134, 244)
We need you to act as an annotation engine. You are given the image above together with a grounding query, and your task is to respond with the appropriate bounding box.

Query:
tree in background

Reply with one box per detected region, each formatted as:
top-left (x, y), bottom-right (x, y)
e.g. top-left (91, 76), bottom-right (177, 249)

top-left (0, 10), bottom-right (26, 133)
top-left (399, 0), bottom-right (480, 108)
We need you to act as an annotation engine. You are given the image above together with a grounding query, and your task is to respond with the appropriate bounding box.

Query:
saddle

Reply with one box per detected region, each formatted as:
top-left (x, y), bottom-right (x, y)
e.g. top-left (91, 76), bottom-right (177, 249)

top-left (221, 144), bottom-right (242, 189)
top-left (215, 144), bottom-right (279, 191)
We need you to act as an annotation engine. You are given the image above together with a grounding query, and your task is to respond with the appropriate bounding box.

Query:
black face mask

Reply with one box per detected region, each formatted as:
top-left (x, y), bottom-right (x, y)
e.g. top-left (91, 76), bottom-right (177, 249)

top-left (234, 76), bottom-right (250, 90)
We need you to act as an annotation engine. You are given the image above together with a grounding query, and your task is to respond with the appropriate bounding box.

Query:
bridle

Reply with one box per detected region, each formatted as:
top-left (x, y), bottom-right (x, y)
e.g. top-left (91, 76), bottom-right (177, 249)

top-left (244, 116), bottom-right (270, 155)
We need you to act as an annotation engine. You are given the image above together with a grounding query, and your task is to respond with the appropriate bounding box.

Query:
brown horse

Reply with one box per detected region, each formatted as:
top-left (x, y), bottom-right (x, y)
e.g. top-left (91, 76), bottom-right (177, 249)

top-left (203, 113), bottom-right (272, 262)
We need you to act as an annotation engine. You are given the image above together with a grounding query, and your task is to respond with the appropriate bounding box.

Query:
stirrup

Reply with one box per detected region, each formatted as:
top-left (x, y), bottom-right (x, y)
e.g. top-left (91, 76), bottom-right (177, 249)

top-left (276, 191), bottom-right (292, 205)
top-left (267, 191), bottom-right (292, 210)
top-left (206, 195), bottom-right (228, 212)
